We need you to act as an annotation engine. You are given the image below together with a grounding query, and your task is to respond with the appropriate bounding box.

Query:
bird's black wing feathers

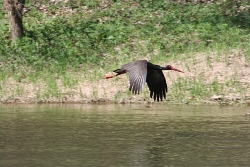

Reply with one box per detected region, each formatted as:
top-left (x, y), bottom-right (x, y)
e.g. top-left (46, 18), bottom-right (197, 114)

top-left (122, 60), bottom-right (147, 94)
top-left (146, 70), bottom-right (167, 101)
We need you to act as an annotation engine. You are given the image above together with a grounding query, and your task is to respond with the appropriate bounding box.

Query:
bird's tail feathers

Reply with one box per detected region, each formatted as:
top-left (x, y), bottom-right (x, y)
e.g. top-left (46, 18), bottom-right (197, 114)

top-left (113, 69), bottom-right (124, 73)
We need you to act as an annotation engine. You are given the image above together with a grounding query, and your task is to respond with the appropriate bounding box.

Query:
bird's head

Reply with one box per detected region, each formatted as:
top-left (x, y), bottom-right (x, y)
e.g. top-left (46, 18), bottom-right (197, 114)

top-left (165, 65), bottom-right (184, 73)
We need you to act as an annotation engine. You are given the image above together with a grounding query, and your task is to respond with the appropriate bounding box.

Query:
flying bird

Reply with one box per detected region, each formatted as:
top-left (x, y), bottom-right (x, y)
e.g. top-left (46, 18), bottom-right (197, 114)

top-left (105, 60), bottom-right (184, 101)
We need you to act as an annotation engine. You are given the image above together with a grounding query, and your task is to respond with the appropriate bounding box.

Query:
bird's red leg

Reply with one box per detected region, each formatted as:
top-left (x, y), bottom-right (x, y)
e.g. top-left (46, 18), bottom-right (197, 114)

top-left (105, 74), bottom-right (117, 79)
top-left (105, 70), bottom-right (126, 79)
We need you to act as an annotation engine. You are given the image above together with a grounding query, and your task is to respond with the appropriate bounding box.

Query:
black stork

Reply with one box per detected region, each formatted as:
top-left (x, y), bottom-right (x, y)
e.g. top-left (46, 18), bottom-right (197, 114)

top-left (105, 60), bottom-right (184, 101)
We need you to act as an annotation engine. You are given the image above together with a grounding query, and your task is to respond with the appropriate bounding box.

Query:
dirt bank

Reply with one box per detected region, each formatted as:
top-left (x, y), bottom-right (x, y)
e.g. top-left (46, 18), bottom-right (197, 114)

top-left (1, 50), bottom-right (250, 105)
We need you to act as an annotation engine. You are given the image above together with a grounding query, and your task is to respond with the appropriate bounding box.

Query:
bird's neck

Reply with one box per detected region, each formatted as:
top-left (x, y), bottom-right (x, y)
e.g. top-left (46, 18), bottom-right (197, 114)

top-left (147, 62), bottom-right (162, 70)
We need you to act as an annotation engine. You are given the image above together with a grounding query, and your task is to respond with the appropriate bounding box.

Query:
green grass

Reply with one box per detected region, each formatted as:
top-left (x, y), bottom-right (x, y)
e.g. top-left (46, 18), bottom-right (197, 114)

top-left (1, 0), bottom-right (250, 103)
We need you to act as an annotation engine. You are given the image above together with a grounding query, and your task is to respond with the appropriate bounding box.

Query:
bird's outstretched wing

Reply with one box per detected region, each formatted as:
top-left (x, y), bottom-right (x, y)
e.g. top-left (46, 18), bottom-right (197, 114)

top-left (122, 60), bottom-right (147, 94)
top-left (146, 70), bottom-right (168, 101)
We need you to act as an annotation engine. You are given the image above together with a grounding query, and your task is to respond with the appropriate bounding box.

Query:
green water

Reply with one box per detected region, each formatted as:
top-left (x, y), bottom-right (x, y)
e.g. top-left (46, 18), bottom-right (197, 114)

top-left (0, 104), bottom-right (249, 167)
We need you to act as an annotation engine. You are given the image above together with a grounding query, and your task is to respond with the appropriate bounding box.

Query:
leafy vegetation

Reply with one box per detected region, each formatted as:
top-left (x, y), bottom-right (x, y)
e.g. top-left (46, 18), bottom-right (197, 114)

top-left (0, 0), bottom-right (250, 103)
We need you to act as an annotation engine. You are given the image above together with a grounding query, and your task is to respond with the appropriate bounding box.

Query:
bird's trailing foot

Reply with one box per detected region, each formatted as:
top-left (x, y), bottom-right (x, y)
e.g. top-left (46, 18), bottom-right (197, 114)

top-left (105, 70), bottom-right (126, 79)
top-left (105, 74), bottom-right (117, 79)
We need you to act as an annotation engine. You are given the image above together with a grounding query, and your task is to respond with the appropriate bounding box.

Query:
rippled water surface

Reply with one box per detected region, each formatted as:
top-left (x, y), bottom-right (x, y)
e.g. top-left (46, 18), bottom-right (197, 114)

top-left (0, 104), bottom-right (250, 167)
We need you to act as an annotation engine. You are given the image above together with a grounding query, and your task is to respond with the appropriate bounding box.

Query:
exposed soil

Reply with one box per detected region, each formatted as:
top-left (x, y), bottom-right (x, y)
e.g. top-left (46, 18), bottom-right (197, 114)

top-left (1, 50), bottom-right (250, 105)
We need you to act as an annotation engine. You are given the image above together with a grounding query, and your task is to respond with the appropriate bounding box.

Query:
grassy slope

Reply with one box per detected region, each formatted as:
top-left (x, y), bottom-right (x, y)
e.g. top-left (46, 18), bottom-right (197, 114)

top-left (0, 0), bottom-right (250, 104)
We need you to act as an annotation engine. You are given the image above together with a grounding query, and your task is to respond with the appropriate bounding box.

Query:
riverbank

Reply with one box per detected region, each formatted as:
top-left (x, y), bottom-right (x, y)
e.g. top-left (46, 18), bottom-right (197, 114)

top-left (1, 1), bottom-right (250, 105)
top-left (1, 49), bottom-right (249, 105)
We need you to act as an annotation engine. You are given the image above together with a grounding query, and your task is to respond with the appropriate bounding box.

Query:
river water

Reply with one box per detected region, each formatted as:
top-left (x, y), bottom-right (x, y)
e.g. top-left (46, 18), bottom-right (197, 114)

top-left (0, 104), bottom-right (249, 167)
